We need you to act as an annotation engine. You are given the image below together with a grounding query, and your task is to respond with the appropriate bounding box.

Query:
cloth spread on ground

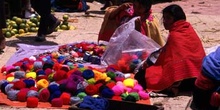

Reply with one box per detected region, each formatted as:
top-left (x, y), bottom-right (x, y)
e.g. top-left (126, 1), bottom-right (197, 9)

top-left (145, 20), bottom-right (206, 91)
top-left (98, 5), bottom-right (165, 46)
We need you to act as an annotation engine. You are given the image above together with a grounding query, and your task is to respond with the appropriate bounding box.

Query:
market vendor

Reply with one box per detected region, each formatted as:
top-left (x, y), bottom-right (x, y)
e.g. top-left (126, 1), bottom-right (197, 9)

top-left (98, 0), bottom-right (165, 47)
top-left (134, 4), bottom-right (206, 96)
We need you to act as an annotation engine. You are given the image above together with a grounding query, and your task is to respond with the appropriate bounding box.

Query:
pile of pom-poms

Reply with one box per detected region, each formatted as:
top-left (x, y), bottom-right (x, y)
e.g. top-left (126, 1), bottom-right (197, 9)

top-left (0, 59), bottom-right (150, 108)
top-left (109, 50), bottom-right (150, 73)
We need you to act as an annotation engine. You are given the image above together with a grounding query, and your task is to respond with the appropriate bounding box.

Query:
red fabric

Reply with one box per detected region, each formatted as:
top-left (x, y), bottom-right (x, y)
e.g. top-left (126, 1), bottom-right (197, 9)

top-left (195, 72), bottom-right (216, 90)
top-left (145, 20), bottom-right (206, 91)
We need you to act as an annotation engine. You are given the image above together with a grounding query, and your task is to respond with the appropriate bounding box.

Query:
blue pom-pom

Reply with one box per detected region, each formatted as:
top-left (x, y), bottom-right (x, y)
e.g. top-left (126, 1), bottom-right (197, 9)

top-left (58, 56), bottom-right (65, 63)
top-left (14, 71), bottom-right (25, 79)
top-left (101, 87), bottom-right (114, 98)
top-left (23, 79), bottom-right (35, 88)
top-left (36, 69), bottom-right (45, 76)
top-left (48, 84), bottom-right (60, 94)
top-left (82, 69), bottom-right (94, 80)
top-left (1, 82), bottom-right (9, 94)
top-left (49, 90), bottom-right (62, 102)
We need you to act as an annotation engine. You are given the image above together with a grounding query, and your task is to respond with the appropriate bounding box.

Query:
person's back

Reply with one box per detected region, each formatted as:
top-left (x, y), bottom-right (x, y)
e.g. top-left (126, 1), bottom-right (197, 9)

top-left (98, 0), bottom-right (165, 46)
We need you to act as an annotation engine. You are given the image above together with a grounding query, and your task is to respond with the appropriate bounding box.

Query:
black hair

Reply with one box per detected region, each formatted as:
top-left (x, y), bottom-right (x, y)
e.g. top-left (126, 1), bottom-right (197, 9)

top-left (133, 0), bottom-right (152, 13)
top-left (162, 4), bottom-right (186, 22)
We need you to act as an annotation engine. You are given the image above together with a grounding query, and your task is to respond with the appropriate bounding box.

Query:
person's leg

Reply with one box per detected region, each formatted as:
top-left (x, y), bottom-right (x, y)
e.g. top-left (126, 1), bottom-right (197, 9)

top-left (0, 0), bottom-right (6, 52)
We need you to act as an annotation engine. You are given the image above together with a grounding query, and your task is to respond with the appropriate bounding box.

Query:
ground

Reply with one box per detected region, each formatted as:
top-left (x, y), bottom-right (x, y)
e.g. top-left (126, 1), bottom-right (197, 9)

top-left (0, 0), bottom-right (220, 109)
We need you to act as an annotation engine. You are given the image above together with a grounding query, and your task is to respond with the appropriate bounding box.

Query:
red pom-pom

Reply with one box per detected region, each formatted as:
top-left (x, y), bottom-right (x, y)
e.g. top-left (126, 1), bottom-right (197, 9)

top-left (60, 92), bottom-right (71, 105)
top-left (1, 66), bottom-right (6, 73)
top-left (13, 80), bottom-right (26, 90)
top-left (29, 86), bottom-right (38, 91)
top-left (36, 75), bottom-right (48, 81)
top-left (53, 70), bottom-right (67, 81)
top-left (17, 88), bottom-right (29, 102)
top-left (27, 97), bottom-right (38, 108)
top-left (106, 82), bottom-right (116, 89)
top-left (51, 98), bottom-right (63, 107)
top-left (111, 96), bottom-right (122, 101)
top-left (45, 68), bottom-right (53, 76)
top-left (85, 84), bottom-right (98, 95)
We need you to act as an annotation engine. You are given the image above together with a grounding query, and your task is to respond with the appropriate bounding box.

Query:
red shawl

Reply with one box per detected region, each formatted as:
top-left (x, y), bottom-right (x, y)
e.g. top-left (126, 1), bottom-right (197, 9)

top-left (145, 20), bottom-right (206, 91)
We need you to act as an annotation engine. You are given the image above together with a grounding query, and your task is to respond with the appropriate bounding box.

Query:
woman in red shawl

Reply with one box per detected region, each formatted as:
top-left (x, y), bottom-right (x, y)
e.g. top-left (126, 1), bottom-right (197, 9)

top-left (135, 4), bottom-right (206, 96)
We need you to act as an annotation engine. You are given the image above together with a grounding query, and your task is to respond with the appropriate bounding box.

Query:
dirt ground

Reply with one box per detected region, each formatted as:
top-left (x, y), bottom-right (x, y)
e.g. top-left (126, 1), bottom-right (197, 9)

top-left (1, 0), bottom-right (220, 109)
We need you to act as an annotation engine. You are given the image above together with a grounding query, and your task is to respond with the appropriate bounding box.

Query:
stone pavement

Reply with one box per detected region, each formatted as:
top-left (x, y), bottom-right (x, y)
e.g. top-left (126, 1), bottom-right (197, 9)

top-left (1, 0), bottom-right (220, 109)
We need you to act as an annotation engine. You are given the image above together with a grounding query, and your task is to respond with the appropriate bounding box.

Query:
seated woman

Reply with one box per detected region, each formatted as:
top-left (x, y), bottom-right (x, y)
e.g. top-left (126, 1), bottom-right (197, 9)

top-left (191, 47), bottom-right (220, 110)
top-left (134, 4), bottom-right (206, 96)
top-left (98, 0), bottom-right (165, 46)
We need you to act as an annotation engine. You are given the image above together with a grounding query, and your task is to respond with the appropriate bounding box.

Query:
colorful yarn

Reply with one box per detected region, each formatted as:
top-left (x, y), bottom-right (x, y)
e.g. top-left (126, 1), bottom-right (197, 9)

top-left (77, 81), bottom-right (88, 90)
top-left (100, 87), bottom-right (114, 98)
top-left (33, 61), bottom-right (43, 70)
top-left (27, 90), bottom-right (39, 97)
top-left (44, 68), bottom-right (53, 76)
top-left (37, 79), bottom-right (49, 89)
top-left (106, 71), bottom-right (116, 79)
top-left (1, 82), bottom-right (9, 94)
top-left (51, 98), bottom-right (63, 107)
top-left (112, 84), bottom-right (125, 96)
top-left (36, 69), bottom-right (45, 76)
top-left (26, 72), bottom-right (37, 79)
top-left (123, 78), bottom-right (135, 88)
top-left (77, 92), bottom-right (87, 99)
top-left (111, 96), bottom-right (122, 101)
top-left (106, 82), bottom-right (116, 89)
top-left (5, 83), bottom-right (14, 94)
top-left (60, 65), bottom-right (70, 72)
top-left (53, 70), bottom-right (67, 81)
top-left (48, 84), bottom-right (60, 94)
top-left (49, 90), bottom-right (62, 101)
top-left (7, 90), bottom-right (19, 101)
top-left (70, 96), bottom-right (81, 105)
top-left (0, 80), bottom-right (8, 88)
top-left (6, 76), bottom-right (14, 82)
top-left (115, 77), bottom-right (125, 82)
top-left (78, 96), bottom-right (108, 110)
top-left (23, 79), bottom-right (35, 88)
top-left (14, 71), bottom-right (25, 79)
top-left (124, 95), bottom-right (136, 102)
top-left (132, 84), bottom-right (143, 92)
top-left (39, 88), bottom-right (50, 102)
top-left (17, 88), bottom-right (29, 102)
top-left (65, 80), bottom-right (77, 93)
top-left (82, 69), bottom-right (94, 80)
top-left (85, 84), bottom-right (98, 95)
top-left (6, 66), bottom-right (16, 74)
top-left (60, 92), bottom-right (71, 105)
top-left (129, 92), bottom-right (140, 101)
top-left (138, 91), bottom-right (149, 100)
top-left (26, 97), bottom-right (39, 108)
top-left (87, 78), bottom-right (96, 84)
top-left (36, 75), bottom-right (48, 81)
top-left (13, 80), bottom-right (26, 90)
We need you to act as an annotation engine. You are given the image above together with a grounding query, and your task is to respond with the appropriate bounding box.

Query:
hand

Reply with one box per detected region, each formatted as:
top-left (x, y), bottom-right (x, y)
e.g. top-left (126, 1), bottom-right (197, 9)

top-left (135, 18), bottom-right (141, 32)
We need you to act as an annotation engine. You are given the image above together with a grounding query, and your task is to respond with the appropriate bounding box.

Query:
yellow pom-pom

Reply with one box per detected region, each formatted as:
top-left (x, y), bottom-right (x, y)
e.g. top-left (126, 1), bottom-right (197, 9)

top-left (6, 77), bottom-right (14, 82)
top-left (92, 94), bottom-right (99, 97)
top-left (105, 77), bottom-right (111, 82)
top-left (37, 79), bottom-right (49, 89)
top-left (26, 72), bottom-right (37, 79)
top-left (87, 78), bottom-right (96, 84)
top-left (123, 78), bottom-right (135, 88)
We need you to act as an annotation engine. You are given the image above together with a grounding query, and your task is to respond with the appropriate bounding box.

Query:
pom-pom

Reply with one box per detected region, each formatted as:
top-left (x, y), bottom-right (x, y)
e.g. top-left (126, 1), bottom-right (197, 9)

top-left (36, 69), bottom-right (45, 76)
top-left (129, 92), bottom-right (140, 101)
top-left (6, 66), bottom-right (16, 74)
top-left (77, 92), bottom-right (87, 99)
top-left (39, 88), bottom-right (50, 102)
top-left (138, 91), bottom-right (149, 100)
top-left (106, 72), bottom-right (116, 79)
top-left (60, 65), bottom-right (70, 72)
top-left (0, 80), bottom-right (8, 88)
top-left (51, 98), bottom-right (63, 107)
top-left (123, 78), bottom-right (135, 88)
top-left (85, 84), bottom-right (98, 95)
top-left (13, 80), bottom-right (26, 90)
top-left (14, 71), bottom-right (25, 79)
top-left (101, 87), bottom-right (114, 98)
top-left (111, 96), bottom-right (122, 101)
top-left (26, 72), bottom-right (37, 79)
top-left (17, 88), bottom-right (29, 102)
top-left (48, 84), bottom-right (60, 94)
top-left (27, 97), bottom-right (39, 108)
top-left (7, 90), bottom-right (19, 101)
top-left (132, 84), bottom-right (143, 92)
top-left (87, 78), bottom-right (96, 84)
top-left (60, 92), bottom-right (71, 105)
top-left (49, 90), bottom-right (62, 101)
top-left (0, 81), bottom-right (9, 94)
top-left (70, 96), bottom-right (81, 105)
top-left (23, 79), bottom-right (35, 88)
top-left (53, 70), bottom-right (67, 81)
top-left (112, 85), bottom-right (125, 96)
top-left (82, 69), bottom-right (94, 80)
top-left (27, 90), bottom-right (39, 97)
top-left (106, 82), bottom-right (116, 89)
top-left (33, 61), bottom-right (43, 70)
top-left (115, 77), bottom-right (125, 82)
top-left (44, 68), bottom-right (53, 76)
top-left (5, 83), bottom-right (14, 94)
top-left (37, 79), bottom-right (49, 89)
top-left (124, 95), bottom-right (136, 102)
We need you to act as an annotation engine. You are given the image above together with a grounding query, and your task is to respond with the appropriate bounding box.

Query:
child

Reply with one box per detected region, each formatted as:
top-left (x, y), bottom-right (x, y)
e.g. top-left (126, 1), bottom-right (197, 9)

top-left (98, 0), bottom-right (165, 46)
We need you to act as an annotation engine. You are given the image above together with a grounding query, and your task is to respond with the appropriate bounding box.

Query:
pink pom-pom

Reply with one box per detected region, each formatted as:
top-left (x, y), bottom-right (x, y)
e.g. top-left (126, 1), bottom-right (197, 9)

top-left (132, 84), bottom-right (143, 92)
top-left (138, 91), bottom-right (150, 100)
top-left (112, 85), bottom-right (124, 96)
top-left (132, 55), bottom-right (138, 59)
top-left (125, 87), bottom-right (132, 93)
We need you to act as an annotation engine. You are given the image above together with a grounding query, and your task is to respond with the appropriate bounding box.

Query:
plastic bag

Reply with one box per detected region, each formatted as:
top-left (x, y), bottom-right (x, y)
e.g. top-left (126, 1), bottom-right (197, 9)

top-left (101, 17), bottom-right (161, 73)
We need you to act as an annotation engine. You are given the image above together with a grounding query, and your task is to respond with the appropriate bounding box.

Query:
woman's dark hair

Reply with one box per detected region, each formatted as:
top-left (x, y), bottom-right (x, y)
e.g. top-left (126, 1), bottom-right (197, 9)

top-left (133, 0), bottom-right (152, 13)
top-left (162, 4), bottom-right (186, 22)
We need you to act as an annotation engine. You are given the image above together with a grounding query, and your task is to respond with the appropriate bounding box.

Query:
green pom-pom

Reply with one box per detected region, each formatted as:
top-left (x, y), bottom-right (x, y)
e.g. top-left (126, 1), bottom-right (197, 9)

top-left (87, 78), bottom-right (96, 84)
top-left (107, 72), bottom-right (116, 79)
top-left (77, 92), bottom-right (87, 99)
top-left (129, 92), bottom-right (140, 101)
top-left (121, 93), bottom-right (128, 100)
